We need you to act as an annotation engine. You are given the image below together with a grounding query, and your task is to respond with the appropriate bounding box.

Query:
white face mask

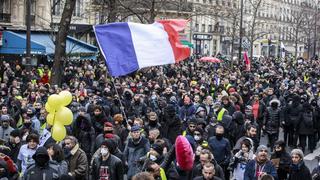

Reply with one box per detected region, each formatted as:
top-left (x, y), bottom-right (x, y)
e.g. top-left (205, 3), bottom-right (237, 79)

top-left (149, 154), bottom-right (157, 161)
top-left (194, 135), bottom-right (201, 141)
top-left (100, 148), bottom-right (109, 156)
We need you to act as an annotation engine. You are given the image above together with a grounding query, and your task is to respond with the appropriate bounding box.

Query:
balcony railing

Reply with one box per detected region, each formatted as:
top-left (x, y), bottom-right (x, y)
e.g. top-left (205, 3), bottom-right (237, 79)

top-left (0, 13), bottom-right (11, 23)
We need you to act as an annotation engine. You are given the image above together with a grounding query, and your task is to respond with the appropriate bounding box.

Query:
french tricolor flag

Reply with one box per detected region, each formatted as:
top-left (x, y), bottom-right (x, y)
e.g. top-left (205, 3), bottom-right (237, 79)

top-left (94, 20), bottom-right (190, 76)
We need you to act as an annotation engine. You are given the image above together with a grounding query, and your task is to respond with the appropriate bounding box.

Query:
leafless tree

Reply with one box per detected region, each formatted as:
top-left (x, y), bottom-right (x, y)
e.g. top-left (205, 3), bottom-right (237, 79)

top-left (244, 0), bottom-right (270, 59)
top-left (51, 0), bottom-right (76, 85)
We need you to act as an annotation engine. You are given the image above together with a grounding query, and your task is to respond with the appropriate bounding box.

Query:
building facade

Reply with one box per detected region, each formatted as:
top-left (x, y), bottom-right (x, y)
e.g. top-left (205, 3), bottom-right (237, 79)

top-left (1, 0), bottom-right (318, 59)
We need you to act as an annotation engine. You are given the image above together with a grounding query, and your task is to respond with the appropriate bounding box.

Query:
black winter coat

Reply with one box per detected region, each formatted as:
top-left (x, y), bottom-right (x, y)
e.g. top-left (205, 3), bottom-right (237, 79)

top-left (289, 161), bottom-right (312, 180)
top-left (160, 115), bottom-right (182, 144)
top-left (72, 114), bottom-right (95, 155)
top-left (271, 151), bottom-right (291, 180)
top-left (91, 155), bottom-right (124, 180)
top-left (299, 109), bottom-right (315, 135)
top-left (264, 107), bottom-right (281, 134)
top-left (24, 164), bottom-right (59, 180)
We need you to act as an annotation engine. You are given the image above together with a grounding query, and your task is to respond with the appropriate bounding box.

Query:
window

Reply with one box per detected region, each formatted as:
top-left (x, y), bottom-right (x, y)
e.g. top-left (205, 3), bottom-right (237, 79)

top-left (208, 24), bottom-right (212, 32)
top-left (0, 0), bottom-right (11, 22)
top-left (202, 24), bottom-right (205, 32)
top-left (195, 24), bottom-right (199, 32)
top-left (73, 0), bottom-right (82, 17)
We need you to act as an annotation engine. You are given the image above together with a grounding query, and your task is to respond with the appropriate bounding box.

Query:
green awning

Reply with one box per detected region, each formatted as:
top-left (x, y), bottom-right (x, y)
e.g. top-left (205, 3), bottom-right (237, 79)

top-left (181, 40), bottom-right (193, 48)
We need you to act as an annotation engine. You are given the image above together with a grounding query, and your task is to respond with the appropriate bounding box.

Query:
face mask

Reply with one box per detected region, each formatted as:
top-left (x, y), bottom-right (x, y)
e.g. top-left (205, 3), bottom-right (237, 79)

top-left (194, 135), bottom-right (201, 141)
top-left (216, 133), bottom-right (224, 140)
top-left (149, 154), bottom-right (157, 161)
top-left (100, 148), bottom-right (109, 157)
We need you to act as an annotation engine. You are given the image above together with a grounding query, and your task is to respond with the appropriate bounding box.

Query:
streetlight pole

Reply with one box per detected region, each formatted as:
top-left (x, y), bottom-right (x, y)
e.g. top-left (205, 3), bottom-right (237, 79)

top-left (26, 0), bottom-right (31, 68)
top-left (238, 0), bottom-right (244, 61)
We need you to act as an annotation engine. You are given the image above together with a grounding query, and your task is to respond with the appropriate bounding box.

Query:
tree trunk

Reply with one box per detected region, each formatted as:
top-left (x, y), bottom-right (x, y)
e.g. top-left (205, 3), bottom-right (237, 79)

top-left (295, 29), bottom-right (298, 58)
top-left (50, 0), bottom-right (76, 86)
top-left (107, 0), bottom-right (117, 23)
top-left (148, 0), bottom-right (156, 23)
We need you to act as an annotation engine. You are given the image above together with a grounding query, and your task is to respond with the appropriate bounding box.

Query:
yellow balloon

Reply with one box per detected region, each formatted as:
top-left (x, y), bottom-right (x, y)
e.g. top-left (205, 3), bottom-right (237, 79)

top-left (51, 122), bottom-right (66, 142)
top-left (46, 113), bottom-right (55, 125)
top-left (45, 103), bottom-right (55, 113)
top-left (59, 91), bottom-right (73, 106)
top-left (55, 107), bottom-right (73, 125)
top-left (48, 94), bottom-right (63, 110)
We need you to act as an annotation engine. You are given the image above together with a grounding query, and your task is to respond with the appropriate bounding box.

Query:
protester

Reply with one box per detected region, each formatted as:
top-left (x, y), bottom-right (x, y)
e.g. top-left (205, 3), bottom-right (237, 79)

top-left (0, 56), bottom-right (320, 180)
top-left (91, 140), bottom-right (124, 180)
top-left (270, 140), bottom-right (291, 180)
top-left (288, 149), bottom-right (312, 180)
top-left (63, 136), bottom-right (88, 180)
top-left (24, 147), bottom-right (59, 180)
top-left (244, 145), bottom-right (277, 180)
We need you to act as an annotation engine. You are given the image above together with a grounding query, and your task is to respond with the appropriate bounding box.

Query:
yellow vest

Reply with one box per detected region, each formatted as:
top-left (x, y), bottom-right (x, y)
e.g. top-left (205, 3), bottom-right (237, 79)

top-left (304, 75), bottom-right (309, 82)
top-left (225, 84), bottom-right (232, 90)
top-left (160, 168), bottom-right (167, 180)
top-left (217, 108), bottom-right (226, 121)
top-left (182, 130), bottom-right (187, 137)
top-left (37, 68), bottom-right (44, 77)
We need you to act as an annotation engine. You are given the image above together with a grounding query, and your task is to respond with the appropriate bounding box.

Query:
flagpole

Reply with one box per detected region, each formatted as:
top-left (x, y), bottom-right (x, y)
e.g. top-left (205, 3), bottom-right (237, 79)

top-left (109, 75), bottom-right (128, 125)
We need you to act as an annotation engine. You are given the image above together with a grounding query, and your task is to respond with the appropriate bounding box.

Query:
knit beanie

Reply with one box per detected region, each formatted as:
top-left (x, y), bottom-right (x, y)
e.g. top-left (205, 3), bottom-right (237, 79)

top-left (151, 143), bottom-right (163, 156)
top-left (256, 145), bottom-right (269, 155)
top-left (291, 149), bottom-right (304, 159)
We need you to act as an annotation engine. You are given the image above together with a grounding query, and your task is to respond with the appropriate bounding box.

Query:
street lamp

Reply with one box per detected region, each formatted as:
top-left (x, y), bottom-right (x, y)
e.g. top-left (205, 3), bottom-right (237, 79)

top-left (238, 0), bottom-right (244, 61)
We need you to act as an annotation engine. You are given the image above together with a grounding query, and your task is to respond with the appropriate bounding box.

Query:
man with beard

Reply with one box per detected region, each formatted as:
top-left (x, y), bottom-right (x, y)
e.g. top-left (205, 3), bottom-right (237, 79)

top-left (124, 125), bottom-right (150, 179)
top-left (244, 145), bottom-right (277, 180)
top-left (0, 115), bottom-right (14, 142)
top-left (64, 136), bottom-right (88, 180)
top-left (145, 112), bottom-right (161, 135)
top-left (234, 125), bottom-right (259, 152)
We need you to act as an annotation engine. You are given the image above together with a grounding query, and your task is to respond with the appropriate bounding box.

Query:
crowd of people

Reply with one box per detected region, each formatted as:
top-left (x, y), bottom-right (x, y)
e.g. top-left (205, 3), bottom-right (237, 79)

top-left (0, 56), bottom-right (319, 180)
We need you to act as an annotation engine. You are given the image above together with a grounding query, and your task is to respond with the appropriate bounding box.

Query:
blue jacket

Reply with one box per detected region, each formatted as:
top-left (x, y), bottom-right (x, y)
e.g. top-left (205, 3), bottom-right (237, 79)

top-left (208, 136), bottom-right (231, 166)
top-left (179, 104), bottom-right (196, 122)
top-left (244, 160), bottom-right (278, 180)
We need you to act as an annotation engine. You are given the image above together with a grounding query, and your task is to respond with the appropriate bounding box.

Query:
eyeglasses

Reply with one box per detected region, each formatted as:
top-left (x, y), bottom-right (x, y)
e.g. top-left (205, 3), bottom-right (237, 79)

top-left (194, 133), bottom-right (201, 136)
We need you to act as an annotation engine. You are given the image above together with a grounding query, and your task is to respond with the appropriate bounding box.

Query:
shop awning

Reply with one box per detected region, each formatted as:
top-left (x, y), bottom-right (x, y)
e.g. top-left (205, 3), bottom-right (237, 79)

top-left (181, 40), bottom-right (193, 48)
top-left (0, 31), bottom-right (46, 55)
top-left (0, 31), bottom-right (98, 60)
top-left (15, 32), bottom-right (98, 59)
